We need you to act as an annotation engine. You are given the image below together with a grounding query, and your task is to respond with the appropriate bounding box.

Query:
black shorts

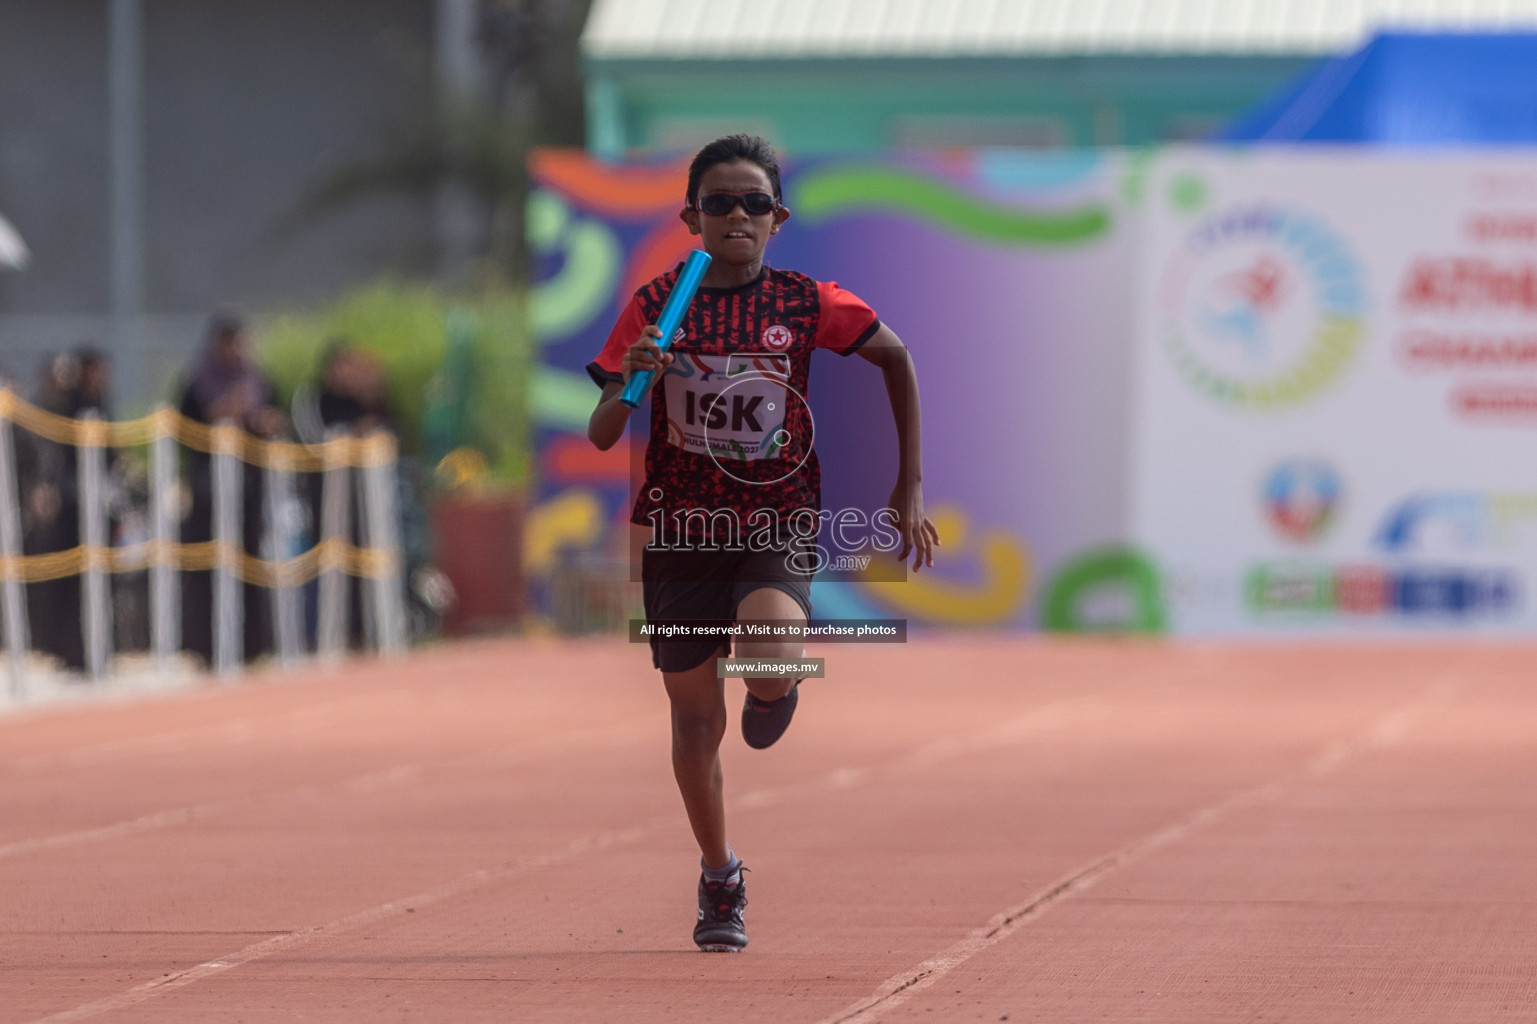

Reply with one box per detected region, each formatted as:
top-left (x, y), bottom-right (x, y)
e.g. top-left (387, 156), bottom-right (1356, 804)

top-left (642, 545), bottom-right (814, 673)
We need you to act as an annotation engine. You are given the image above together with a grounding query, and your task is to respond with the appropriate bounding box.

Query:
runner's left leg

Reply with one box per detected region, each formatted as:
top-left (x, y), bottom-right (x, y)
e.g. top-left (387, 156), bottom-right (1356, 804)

top-left (735, 586), bottom-right (807, 702)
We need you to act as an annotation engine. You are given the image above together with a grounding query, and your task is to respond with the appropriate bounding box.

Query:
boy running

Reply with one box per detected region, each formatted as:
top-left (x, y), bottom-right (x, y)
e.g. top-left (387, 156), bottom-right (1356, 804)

top-left (587, 135), bottom-right (937, 952)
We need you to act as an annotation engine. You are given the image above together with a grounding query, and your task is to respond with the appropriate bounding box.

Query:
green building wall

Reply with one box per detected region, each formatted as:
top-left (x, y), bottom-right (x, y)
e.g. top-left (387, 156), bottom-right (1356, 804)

top-left (586, 55), bottom-right (1312, 156)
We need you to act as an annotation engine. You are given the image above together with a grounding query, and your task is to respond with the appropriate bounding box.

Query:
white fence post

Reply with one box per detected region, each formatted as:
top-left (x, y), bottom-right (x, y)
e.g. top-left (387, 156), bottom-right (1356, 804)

top-left (356, 461), bottom-right (377, 653)
top-left (78, 413), bottom-right (113, 682)
top-left (316, 430), bottom-right (350, 661)
top-left (264, 453), bottom-right (303, 668)
top-left (0, 412), bottom-right (29, 698)
top-left (212, 423), bottom-right (242, 676)
top-left (149, 410), bottom-right (179, 671)
top-left (360, 437), bottom-right (407, 656)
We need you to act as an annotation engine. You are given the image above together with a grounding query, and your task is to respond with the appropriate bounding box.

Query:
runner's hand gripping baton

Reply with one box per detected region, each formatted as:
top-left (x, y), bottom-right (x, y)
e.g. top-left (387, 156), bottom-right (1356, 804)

top-left (619, 249), bottom-right (712, 409)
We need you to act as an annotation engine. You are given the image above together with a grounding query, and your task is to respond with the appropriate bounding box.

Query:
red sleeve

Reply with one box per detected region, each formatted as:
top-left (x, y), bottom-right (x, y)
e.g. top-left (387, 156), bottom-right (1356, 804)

top-left (814, 280), bottom-right (882, 356)
top-left (587, 294), bottom-right (649, 388)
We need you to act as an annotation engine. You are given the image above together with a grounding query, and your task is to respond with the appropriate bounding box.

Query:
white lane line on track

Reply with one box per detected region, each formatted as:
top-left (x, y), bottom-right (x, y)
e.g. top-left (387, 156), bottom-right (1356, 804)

top-left (0, 715), bottom-right (670, 861)
top-left (816, 679), bottom-right (1461, 1024)
top-left (22, 810), bottom-right (687, 1024)
top-left (0, 764), bottom-right (421, 861)
top-left (21, 694), bottom-right (1105, 1024)
top-left (0, 691), bottom-right (417, 775)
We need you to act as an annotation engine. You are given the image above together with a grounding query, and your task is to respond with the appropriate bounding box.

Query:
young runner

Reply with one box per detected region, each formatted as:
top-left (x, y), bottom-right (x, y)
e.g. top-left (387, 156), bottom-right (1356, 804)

top-left (587, 134), bottom-right (938, 952)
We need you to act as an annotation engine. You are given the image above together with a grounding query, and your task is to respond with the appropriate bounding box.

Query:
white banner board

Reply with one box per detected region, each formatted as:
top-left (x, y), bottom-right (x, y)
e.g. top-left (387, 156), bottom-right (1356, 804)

top-left (1132, 150), bottom-right (1537, 636)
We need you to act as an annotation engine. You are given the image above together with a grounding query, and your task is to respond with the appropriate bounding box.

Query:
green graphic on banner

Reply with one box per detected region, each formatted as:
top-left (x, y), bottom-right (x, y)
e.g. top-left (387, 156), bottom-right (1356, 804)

top-left (1042, 547), bottom-right (1166, 633)
top-left (795, 168), bottom-right (1110, 246)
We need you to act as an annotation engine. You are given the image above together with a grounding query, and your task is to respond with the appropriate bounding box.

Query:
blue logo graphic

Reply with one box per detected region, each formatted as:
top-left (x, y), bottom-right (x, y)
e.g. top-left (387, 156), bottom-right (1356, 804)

top-left (1375, 492), bottom-right (1537, 552)
top-left (1263, 459), bottom-right (1340, 543)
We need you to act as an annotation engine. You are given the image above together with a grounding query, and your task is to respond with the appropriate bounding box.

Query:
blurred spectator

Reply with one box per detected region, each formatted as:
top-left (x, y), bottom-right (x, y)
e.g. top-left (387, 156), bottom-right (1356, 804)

top-left (68, 346), bottom-right (111, 418)
top-left (17, 352), bottom-right (85, 671)
top-left (294, 339), bottom-right (400, 650)
top-left (66, 348), bottom-right (152, 654)
top-left (320, 341), bottom-right (395, 437)
top-left (177, 307), bottom-right (286, 668)
top-left (292, 338), bottom-right (396, 443)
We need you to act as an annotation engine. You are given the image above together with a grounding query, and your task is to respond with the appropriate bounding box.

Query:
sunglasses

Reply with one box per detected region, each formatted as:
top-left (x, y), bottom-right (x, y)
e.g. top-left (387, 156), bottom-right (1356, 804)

top-left (692, 191), bottom-right (779, 217)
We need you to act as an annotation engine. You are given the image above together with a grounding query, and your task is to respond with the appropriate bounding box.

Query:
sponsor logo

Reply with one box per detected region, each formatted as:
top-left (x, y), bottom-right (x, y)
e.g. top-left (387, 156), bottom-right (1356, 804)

top-left (1376, 491), bottom-right (1537, 552)
top-left (1262, 459), bottom-right (1340, 543)
top-left (1246, 562), bottom-right (1519, 617)
top-left (1159, 204), bottom-right (1366, 408)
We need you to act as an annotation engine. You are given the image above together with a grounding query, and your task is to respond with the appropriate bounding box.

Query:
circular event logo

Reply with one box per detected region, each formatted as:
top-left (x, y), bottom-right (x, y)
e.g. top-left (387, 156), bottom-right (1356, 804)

top-left (1160, 204), bottom-right (1367, 408)
top-left (1262, 458), bottom-right (1341, 543)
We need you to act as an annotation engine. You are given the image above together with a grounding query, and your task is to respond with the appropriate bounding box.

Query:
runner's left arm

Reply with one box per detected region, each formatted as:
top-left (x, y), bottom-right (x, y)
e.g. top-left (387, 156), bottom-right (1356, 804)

top-left (855, 326), bottom-right (940, 571)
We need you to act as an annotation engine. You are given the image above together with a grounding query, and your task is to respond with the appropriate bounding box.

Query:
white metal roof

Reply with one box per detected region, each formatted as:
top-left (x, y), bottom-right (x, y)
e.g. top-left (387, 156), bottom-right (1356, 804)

top-left (583, 0), bottom-right (1537, 58)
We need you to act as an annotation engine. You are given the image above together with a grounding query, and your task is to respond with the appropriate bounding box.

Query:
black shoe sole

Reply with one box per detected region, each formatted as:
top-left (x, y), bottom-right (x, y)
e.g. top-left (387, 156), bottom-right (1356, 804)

top-left (741, 683), bottom-right (799, 749)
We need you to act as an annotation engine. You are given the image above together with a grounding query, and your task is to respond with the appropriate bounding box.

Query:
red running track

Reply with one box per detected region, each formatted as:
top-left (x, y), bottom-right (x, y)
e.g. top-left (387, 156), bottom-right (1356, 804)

top-left (2, 637), bottom-right (1535, 1022)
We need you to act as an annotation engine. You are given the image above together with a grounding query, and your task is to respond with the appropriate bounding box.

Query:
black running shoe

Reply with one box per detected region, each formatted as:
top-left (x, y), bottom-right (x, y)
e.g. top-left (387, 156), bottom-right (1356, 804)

top-left (741, 683), bottom-right (799, 749)
top-left (693, 869), bottom-right (749, 952)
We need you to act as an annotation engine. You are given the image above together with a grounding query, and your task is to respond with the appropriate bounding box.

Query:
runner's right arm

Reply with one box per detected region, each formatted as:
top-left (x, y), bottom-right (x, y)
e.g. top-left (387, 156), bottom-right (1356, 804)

top-left (589, 327), bottom-right (671, 450)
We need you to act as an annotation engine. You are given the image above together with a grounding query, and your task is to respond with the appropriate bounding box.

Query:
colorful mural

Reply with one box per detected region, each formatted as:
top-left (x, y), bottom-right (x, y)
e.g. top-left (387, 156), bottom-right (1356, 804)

top-left (527, 149), bottom-right (1146, 631)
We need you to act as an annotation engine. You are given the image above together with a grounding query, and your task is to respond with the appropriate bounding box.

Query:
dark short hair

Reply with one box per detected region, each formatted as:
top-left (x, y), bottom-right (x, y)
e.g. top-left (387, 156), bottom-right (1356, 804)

top-left (686, 134), bottom-right (782, 207)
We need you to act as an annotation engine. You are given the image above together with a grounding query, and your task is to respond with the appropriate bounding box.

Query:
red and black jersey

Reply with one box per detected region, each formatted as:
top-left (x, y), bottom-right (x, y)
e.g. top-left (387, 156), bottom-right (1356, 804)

top-left (589, 265), bottom-right (880, 539)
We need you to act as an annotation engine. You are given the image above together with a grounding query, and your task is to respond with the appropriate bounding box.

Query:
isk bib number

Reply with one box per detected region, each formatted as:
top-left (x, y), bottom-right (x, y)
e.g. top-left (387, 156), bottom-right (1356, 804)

top-left (664, 354), bottom-right (790, 462)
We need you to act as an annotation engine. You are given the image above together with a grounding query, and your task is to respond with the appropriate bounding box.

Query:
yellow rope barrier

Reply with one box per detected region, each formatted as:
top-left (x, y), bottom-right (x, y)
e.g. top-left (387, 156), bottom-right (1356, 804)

top-left (0, 388), bottom-right (402, 586)
top-left (0, 539), bottom-right (397, 586)
top-left (0, 388), bottom-right (396, 470)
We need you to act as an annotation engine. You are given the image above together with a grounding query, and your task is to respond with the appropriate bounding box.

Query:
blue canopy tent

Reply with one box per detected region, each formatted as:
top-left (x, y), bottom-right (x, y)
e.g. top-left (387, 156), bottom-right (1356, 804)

top-left (1218, 32), bottom-right (1537, 143)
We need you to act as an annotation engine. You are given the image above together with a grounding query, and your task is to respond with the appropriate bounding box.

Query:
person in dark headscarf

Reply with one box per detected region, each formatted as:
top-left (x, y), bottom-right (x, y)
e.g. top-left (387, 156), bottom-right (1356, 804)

top-left (177, 307), bottom-right (286, 668)
top-left (17, 352), bottom-right (86, 671)
top-left (291, 338), bottom-right (396, 445)
top-left (180, 308), bottom-right (285, 436)
top-left (293, 339), bottom-right (400, 650)
top-left (67, 346), bottom-right (111, 419)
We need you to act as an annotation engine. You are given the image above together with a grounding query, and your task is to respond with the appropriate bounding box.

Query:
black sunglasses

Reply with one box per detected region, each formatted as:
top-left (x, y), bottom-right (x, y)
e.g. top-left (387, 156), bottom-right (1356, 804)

top-left (692, 190), bottom-right (779, 216)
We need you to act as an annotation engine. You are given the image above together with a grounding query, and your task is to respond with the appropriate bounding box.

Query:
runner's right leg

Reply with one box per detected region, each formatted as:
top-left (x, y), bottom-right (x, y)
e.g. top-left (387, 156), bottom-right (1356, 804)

top-left (666, 650), bottom-right (751, 951)
top-left (664, 648), bottom-right (731, 869)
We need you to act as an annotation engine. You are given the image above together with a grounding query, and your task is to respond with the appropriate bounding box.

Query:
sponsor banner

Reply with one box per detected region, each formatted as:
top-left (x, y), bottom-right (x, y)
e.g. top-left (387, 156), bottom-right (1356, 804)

top-left (1132, 149), bottom-right (1537, 635)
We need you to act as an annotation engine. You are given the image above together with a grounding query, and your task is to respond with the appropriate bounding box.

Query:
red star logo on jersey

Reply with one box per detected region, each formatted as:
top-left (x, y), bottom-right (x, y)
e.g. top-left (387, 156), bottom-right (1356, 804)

top-left (761, 324), bottom-right (794, 350)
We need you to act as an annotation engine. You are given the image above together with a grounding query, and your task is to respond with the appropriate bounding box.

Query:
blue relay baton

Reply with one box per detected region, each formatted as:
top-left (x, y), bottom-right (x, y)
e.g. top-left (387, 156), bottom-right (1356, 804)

top-left (619, 249), bottom-right (712, 409)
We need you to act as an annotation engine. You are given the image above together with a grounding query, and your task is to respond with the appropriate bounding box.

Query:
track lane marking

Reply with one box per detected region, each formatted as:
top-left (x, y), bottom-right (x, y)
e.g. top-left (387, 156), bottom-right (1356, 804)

top-left (1, 690), bottom-right (425, 775)
top-left (2, 665), bottom-right (587, 774)
top-left (816, 679), bottom-right (1459, 1024)
top-left (20, 694), bottom-right (1104, 1024)
top-left (0, 715), bottom-right (669, 860)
